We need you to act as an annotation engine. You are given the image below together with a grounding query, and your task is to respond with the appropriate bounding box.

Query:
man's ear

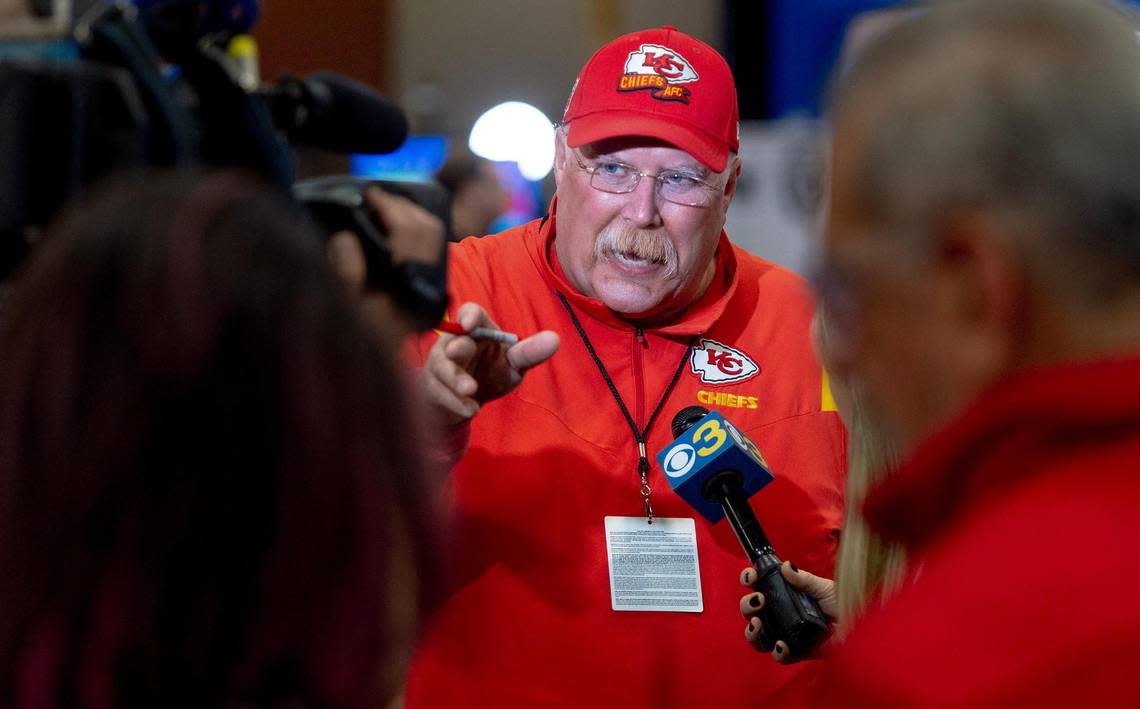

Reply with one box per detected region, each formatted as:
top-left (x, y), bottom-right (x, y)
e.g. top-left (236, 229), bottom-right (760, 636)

top-left (932, 211), bottom-right (1026, 377)
top-left (721, 157), bottom-right (742, 216)
top-left (553, 130), bottom-right (568, 190)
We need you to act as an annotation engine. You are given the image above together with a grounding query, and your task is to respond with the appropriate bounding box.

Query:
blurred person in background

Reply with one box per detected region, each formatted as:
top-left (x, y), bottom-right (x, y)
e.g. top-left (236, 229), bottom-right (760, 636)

top-left (435, 149), bottom-right (510, 240)
top-left (740, 308), bottom-right (906, 659)
top-left (810, 311), bottom-right (905, 630)
top-left (740, 0), bottom-right (1140, 704)
top-left (0, 171), bottom-right (444, 709)
top-left (410, 26), bottom-right (846, 708)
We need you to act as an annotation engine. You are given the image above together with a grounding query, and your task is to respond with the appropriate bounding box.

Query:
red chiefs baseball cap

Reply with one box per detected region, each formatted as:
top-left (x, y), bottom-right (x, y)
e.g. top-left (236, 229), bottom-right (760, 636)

top-left (562, 25), bottom-right (739, 173)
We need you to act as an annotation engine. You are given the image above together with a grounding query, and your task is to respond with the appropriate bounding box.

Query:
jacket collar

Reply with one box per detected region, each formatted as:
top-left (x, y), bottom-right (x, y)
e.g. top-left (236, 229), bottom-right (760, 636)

top-left (865, 354), bottom-right (1140, 550)
top-left (527, 197), bottom-right (739, 336)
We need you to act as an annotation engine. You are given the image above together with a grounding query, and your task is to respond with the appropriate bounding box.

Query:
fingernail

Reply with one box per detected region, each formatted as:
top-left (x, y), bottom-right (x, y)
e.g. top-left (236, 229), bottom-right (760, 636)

top-left (748, 595), bottom-right (761, 608)
top-left (789, 561), bottom-right (798, 572)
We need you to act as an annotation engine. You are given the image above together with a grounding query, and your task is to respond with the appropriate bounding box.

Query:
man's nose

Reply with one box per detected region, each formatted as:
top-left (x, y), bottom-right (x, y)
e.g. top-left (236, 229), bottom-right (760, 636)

top-left (621, 175), bottom-right (663, 228)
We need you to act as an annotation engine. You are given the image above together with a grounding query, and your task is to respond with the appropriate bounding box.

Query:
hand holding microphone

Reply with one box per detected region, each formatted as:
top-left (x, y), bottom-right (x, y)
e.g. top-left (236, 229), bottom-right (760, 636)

top-left (657, 406), bottom-right (830, 660)
top-left (739, 561), bottom-right (837, 662)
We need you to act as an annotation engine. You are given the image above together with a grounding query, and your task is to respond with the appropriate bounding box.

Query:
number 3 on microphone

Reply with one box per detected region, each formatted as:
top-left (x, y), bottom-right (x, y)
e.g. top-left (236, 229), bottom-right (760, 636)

top-left (691, 419), bottom-right (727, 457)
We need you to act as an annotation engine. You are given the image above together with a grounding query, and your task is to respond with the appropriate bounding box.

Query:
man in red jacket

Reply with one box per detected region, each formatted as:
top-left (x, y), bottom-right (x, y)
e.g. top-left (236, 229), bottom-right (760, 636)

top-left (410, 26), bottom-right (847, 709)
top-left (741, 0), bottom-right (1140, 704)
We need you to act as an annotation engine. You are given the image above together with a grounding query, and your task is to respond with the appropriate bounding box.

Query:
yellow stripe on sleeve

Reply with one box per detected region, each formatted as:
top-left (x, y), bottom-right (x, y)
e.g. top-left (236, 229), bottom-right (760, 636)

top-left (821, 367), bottom-right (838, 413)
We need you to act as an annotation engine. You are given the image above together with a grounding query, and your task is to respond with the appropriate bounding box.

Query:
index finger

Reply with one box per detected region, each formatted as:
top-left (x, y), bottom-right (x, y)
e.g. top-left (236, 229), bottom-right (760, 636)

top-left (362, 186), bottom-right (407, 219)
top-left (454, 302), bottom-right (499, 333)
top-left (739, 591), bottom-right (764, 621)
top-left (326, 230), bottom-right (367, 293)
top-left (364, 187), bottom-right (444, 258)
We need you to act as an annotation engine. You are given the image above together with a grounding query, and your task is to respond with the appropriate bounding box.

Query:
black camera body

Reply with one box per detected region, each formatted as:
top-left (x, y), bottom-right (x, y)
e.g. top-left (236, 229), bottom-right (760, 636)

top-left (0, 1), bottom-right (448, 327)
top-left (296, 176), bottom-right (450, 330)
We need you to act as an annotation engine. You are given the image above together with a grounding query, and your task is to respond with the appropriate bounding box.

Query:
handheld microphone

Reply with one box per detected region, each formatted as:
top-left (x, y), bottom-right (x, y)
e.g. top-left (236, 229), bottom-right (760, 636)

top-left (262, 72), bottom-right (408, 155)
top-left (657, 405), bottom-right (828, 658)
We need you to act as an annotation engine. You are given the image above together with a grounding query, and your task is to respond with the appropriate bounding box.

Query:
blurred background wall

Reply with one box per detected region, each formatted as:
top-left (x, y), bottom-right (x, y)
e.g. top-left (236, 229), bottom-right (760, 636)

top-left (390, 0), bottom-right (721, 139)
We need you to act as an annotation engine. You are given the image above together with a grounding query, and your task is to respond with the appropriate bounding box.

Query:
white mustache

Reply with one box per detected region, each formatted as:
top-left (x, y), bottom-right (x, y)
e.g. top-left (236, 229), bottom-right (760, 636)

top-left (594, 224), bottom-right (678, 277)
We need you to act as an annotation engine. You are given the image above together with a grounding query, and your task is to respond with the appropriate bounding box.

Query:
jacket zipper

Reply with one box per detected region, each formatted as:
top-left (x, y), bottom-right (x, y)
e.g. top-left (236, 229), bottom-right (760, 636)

top-left (633, 327), bottom-right (647, 429)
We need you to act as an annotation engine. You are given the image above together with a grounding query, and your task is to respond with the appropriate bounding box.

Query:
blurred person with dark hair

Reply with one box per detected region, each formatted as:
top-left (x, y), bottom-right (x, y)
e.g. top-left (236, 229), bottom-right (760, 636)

top-left (435, 149), bottom-right (509, 240)
top-left (740, 0), bottom-right (1140, 704)
top-left (0, 171), bottom-right (443, 709)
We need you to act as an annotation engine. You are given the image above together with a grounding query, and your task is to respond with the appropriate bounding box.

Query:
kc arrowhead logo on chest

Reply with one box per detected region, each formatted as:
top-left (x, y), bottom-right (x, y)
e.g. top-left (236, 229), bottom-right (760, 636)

top-left (689, 339), bottom-right (760, 385)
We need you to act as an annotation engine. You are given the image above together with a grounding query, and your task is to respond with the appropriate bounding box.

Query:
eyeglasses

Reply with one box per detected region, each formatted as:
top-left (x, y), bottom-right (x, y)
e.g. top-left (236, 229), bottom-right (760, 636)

top-left (572, 151), bottom-right (724, 207)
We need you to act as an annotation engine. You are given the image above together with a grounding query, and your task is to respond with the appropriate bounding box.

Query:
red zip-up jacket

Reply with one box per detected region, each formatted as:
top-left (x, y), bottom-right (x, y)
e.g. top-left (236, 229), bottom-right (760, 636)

top-left (800, 356), bottom-right (1140, 707)
top-left (407, 208), bottom-right (846, 708)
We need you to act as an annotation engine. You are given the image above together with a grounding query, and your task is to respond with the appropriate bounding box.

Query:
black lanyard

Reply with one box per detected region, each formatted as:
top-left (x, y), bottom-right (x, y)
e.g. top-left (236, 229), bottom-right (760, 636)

top-left (556, 292), bottom-right (694, 523)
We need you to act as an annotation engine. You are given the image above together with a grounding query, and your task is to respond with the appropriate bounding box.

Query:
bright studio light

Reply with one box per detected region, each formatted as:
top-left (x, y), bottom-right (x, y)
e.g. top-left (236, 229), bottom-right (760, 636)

top-left (468, 101), bottom-right (555, 181)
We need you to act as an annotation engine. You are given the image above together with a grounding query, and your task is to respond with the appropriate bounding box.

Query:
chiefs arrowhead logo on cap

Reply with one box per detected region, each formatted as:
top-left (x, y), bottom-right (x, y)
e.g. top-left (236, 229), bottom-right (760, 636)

top-left (690, 339), bottom-right (760, 385)
top-left (562, 26), bottom-right (739, 172)
top-left (618, 43), bottom-right (699, 104)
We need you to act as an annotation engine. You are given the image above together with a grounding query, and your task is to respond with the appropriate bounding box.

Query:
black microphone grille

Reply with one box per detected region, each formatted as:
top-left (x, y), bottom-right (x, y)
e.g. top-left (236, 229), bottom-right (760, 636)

top-left (671, 406), bottom-right (710, 438)
top-left (295, 72), bottom-right (409, 154)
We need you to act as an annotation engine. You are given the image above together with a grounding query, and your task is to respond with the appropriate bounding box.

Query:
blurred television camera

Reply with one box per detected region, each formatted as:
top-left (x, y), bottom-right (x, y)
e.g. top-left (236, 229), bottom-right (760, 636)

top-left (0, 0), bottom-right (448, 329)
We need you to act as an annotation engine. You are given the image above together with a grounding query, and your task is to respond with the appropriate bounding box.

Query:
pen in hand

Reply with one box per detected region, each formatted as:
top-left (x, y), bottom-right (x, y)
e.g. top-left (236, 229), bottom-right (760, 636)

top-left (435, 320), bottom-right (520, 345)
